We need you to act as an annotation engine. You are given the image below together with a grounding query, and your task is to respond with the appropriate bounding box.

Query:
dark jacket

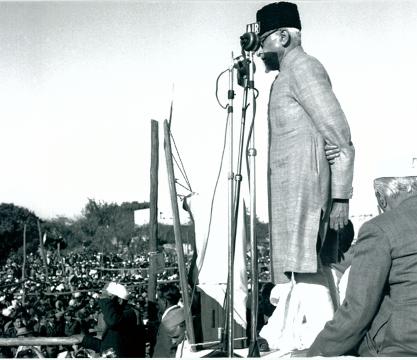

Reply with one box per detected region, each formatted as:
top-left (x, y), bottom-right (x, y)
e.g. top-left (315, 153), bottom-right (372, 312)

top-left (308, 195), bottom-right (417, 356)
top-left (82, 298), bottom-right (145, 358)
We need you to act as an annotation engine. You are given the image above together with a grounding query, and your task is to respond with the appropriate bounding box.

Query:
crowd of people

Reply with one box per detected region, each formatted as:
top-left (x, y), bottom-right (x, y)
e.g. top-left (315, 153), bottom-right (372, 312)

top-left (4, 1), bottom-right (417, 357)
top-left (0, 250), bottom-right (182, 358)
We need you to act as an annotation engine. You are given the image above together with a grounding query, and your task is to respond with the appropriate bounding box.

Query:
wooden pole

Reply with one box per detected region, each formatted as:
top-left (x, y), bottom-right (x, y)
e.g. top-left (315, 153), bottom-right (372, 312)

top-left (0, 336), bottom-right (81, 347)
top-left (37, 219), bottom-right (49, 284)
top-left (163, 120), bottom-right (195, 348)
top-left (147, 119), bottom-right (159, 303)
top-left (21, 224), bottom-right (27, 304)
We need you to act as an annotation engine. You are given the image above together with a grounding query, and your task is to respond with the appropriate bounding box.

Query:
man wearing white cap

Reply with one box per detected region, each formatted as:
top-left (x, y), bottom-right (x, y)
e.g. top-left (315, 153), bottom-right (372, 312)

top-left (308, 176), bottom-right (417, 356)
top-left (78, 281), bottom-right (145, 357)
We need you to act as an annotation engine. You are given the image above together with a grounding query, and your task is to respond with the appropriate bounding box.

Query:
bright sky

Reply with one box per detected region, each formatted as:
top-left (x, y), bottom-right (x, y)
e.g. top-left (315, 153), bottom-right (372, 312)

top-left (1, 0), bottom-right (416, 224)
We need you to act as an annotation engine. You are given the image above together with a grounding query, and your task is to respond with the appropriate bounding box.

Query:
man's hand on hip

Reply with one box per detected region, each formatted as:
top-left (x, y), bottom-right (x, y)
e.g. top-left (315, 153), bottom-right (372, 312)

top-left (324, 142), bottom-right (340, 165)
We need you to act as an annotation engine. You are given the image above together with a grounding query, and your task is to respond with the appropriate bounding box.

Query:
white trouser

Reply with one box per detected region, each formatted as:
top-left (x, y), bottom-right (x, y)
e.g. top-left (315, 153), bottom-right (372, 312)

top-left (259, 279), bottom-right (334, 352)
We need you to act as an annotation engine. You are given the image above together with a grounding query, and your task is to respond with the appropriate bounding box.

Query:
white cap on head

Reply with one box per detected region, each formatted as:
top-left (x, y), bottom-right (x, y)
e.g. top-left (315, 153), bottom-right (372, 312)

top-left (2, 306), bottom-right (15, 318)
top-left (106, 282), bottom-right (129, 300)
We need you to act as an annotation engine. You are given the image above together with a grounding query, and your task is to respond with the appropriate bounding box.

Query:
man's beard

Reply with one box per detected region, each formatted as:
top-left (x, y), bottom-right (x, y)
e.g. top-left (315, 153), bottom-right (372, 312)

top-left (262, 52), bottom-right (279, 72)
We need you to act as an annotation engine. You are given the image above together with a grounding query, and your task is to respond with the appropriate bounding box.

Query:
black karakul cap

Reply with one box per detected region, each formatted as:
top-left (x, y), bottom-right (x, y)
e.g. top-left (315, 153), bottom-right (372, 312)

top-left (256, 2), bottom-right (302, 36)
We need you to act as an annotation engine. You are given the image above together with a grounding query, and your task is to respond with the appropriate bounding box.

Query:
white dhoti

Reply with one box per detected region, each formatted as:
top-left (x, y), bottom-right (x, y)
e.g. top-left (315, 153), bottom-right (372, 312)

top-left (259, 280), bottom-right (334, 352)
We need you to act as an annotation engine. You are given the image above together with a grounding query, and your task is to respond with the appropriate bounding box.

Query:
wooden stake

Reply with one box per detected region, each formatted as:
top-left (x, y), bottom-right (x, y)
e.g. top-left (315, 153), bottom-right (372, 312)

top-left (37, 219), bottom-right (49, 284)
top-left (21, 224), bottom-right (27, 304)
top-left (163, 120), bottom-right (195, 348)
top-left (147, 119), bottom-right (159, 303)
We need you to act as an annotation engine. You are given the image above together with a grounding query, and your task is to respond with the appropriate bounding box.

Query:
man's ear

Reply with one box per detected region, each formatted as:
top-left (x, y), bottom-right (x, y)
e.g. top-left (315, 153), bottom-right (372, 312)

top-left (376, 191), bottom-right (387, 211)
top-left (279, 29), bottom-right (291, 47)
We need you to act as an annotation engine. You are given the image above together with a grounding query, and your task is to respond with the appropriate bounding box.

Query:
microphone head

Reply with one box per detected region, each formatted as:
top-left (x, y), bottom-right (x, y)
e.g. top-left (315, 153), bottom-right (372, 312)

top-left (240, 32), bottom-right (261, 52)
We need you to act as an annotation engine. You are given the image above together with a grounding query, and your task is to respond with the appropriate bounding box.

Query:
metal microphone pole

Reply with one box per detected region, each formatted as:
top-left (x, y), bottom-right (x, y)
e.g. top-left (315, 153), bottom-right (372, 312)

top-left (238, 29), bottom-right (261, 357)
top-left (205, 55), bottom-right (238, 358)
top-left (247, 50), bottom-right (259, 358)
top-left (227, 53), bottom-right (235, 358)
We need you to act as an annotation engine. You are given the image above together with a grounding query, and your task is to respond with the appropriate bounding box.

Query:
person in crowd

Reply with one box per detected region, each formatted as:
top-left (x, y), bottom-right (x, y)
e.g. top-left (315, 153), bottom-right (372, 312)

top-left (14, 327), bottom-right (44, 359)
top-left (254, 1), bottom-right (355, 349)
top-left (5, 315), bottom-right (25, 337)
top-left (308, 176), bottom-right (417, 356)
top-left (63, 308), bottom-right (81, 337)
top-left (78, 281), bottom-right (145, 358)
top-left (153, 284), bottom-right (185, 358)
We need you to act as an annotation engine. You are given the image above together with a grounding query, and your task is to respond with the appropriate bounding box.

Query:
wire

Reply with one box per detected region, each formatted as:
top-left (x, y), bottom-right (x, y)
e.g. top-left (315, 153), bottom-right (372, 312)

top-left (170, 133), bottom-right (193, 192)
top-left (175, 180), bottom-right (192, 193)
top-left (172, 154), bottom-right (192, 192)
top-left (246, 88), bottom-right (257, 191)
top-left (215, 69), bottom-right (230, 109)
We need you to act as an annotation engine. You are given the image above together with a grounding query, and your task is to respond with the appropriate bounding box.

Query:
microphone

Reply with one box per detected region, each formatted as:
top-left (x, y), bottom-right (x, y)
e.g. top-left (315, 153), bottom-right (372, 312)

top-left (240, 32), bottom-right (261, 52)
top-left (233, 55), bottom-right (255, 87)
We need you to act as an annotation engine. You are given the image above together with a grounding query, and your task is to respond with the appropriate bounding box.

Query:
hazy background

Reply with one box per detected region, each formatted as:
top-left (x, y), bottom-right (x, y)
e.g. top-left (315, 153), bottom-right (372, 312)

top-left (1, 0), bottom-right (416, 226)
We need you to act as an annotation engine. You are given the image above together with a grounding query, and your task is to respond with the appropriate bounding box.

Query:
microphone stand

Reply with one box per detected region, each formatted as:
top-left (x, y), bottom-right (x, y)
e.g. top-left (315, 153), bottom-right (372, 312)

top-left (204, 54), bottom-right (238, 358)
top-left (227, 52), bottom-right (236, 358)
top-left (246, 50), bottom-right (260, 358)
top-left (206, 48), bottom-right (259, 358)
top-left (226, 53), bottom-right (251, 358)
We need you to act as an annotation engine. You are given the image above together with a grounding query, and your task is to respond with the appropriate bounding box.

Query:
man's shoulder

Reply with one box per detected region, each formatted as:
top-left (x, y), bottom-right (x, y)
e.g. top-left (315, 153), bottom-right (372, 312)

top-left (370, 195), bottom-right (417, 224)
top-left (361, 196), bottom-right (417, 239)
top-left (162, 306), bottom-right (185, 329)
top-left (286, 48), bottom-right (328, 82)
top-left (361, 211), bottom-right (392, 236)
top-left (290, 48), bottom-right (325, 70)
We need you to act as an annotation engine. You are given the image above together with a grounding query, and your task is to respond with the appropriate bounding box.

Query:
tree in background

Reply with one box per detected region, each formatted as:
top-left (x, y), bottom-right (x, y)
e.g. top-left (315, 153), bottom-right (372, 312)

top-left (0, 203), bottom-right (40, 264)
top-left (1, 200), bottom-right (269, 264)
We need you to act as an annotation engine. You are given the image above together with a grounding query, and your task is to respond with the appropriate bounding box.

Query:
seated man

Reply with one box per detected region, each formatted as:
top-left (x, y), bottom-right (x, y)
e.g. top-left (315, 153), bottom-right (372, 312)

top-left (153, 284), bottom-right (185, 358)
top-left (308, 176), bottom-right (417, 356)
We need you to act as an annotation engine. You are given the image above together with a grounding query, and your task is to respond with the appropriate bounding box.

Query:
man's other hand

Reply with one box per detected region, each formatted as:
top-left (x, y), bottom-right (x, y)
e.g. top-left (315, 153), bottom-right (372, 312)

top-left (329, 201), bottom-right (349, 231)
top-left (325, 143), bottom-right (340, 165)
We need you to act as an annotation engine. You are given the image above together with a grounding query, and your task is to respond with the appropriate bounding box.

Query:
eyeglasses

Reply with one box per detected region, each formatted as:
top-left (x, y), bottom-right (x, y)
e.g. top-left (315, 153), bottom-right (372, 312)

top-left (260, 29), bottom-right (279, 47)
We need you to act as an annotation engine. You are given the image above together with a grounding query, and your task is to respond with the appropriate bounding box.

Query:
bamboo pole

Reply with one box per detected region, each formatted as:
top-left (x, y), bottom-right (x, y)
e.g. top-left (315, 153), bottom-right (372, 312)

top-left (21, 224), bottom-right (27, 304)
top-left (37, 219), bottom-right (49, 284)
top-left (0, 337), bottom-right (81, 347)
top-left (147, 119), bottom-right (159, 303)
top-left (163, 120), bottom-right (195, 349)
top-left (97, 266), bottom-right (177, 271)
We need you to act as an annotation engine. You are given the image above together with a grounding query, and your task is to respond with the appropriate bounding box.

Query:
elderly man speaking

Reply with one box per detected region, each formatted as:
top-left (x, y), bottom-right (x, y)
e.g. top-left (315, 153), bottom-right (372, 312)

top-left (254, 1), bottom-right (355, 350)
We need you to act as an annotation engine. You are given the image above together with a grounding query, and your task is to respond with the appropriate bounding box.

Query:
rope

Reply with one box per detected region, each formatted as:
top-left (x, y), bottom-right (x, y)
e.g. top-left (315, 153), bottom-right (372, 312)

top-left (166, 95), bottom-right (193, 193)
top-left (175, 179), bottom-right (192, 193)
top-left (170, 132), bottom-right (193, 192)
